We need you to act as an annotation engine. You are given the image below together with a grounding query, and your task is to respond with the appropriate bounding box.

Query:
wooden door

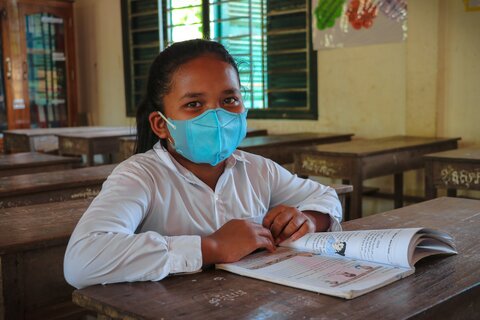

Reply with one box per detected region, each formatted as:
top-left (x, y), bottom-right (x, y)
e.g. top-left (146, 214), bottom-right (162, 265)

top-left (0, 0), bottom-right (14, 136)
top-left (18, 0), bottom-right (77, 128)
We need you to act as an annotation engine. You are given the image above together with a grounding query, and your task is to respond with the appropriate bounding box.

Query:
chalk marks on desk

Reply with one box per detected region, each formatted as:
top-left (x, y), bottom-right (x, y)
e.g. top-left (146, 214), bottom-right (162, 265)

top-left (300, 157), bottom-right (340, 177)
top-left (193, 288), bottom-right (248, 307)
top-left (440, 165), bottom-right (480, 188)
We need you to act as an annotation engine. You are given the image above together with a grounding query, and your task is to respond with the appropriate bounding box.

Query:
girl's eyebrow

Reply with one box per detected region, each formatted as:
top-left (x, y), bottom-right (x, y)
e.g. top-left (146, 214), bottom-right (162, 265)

top-left (223, 88), bottom-right (240, 95)
top-left (180, 92), bottom-right (205, 100)
top-left (180, 88), bottom-right (240, 100)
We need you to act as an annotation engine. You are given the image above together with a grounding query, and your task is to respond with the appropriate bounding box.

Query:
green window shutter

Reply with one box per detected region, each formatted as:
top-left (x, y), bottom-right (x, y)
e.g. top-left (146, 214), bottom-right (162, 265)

top-left (121, 0), bottom-right (161, 117)
top-left (248, 0), bottom-right (317, 120)
top-left (121, 0), bottom-right (317, 120)
top-left (209, 0), bottom-right (266, 110)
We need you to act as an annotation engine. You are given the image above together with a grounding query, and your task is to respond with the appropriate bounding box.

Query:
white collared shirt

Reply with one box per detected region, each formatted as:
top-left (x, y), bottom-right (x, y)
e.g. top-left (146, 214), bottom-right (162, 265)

top-left (64, 143), bottom-right (342, 289)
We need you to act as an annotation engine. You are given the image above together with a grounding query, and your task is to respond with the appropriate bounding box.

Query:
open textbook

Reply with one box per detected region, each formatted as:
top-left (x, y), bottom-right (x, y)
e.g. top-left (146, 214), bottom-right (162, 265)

top-left (216, 228), bottom-right (457, 299)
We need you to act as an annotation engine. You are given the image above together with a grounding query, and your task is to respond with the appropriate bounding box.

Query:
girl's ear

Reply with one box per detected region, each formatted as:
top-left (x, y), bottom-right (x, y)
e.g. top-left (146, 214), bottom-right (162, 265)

top-left (148, 111), bottom-right (169, 139)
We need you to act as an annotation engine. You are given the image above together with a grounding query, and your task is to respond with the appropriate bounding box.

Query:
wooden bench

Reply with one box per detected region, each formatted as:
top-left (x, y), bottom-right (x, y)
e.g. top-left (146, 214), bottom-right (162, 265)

top-left (3, 126), bottom-right (128, 153)
top-left (293, 136), bottom-right (460, 220)
top-left (119, 128), bottom-right (269, 161)
top-left (424, 146), bottom-right (480, 199)
top-left (58, 128), bottom-right (136, 166)
top-left (71, 197), bottom-right (480, 320)
top-left (0, 164), bottom-right (116, 208)
top-left (0, 152), bottom-right (81, 178)
top-left (0, 185), bottom-right (351, 319)
top-left (0, 199), bottom-right (93, 320)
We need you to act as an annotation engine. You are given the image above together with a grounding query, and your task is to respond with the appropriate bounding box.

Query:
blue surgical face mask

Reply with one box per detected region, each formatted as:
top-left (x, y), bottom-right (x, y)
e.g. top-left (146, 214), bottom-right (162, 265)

top-left (158, 108), bottom-right (248, 166)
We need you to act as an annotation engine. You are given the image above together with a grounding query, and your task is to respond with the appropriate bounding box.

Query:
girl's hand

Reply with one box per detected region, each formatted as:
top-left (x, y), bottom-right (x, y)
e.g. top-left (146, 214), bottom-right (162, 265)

top-left (201, 219), bottom-right (275, 265)
top-left (263, 205), bottom-right (327, 244)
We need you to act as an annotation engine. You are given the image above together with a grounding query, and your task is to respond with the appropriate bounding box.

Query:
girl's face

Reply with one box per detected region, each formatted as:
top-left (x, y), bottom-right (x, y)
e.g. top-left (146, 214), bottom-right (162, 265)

top-left (162, 54), bottom-right (244, 120)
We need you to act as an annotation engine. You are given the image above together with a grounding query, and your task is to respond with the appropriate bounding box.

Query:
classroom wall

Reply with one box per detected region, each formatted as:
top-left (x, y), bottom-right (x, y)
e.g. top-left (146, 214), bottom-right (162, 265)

top-left (74, 0), bottom-right (480, 214)
top-left (74, 0), bottom-right (132, 127)
top-left (74, 0), bottom-right (480, 141)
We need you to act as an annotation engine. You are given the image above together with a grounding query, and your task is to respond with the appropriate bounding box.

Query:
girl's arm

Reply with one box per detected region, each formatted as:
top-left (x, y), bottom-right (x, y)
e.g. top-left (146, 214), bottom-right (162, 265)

top-left (64, 165), bottom-right (201, 289)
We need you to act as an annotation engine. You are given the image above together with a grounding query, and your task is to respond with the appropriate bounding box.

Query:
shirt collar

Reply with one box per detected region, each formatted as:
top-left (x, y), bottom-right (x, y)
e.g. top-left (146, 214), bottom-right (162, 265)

top-left (152, 142), bottom-right (250, 184)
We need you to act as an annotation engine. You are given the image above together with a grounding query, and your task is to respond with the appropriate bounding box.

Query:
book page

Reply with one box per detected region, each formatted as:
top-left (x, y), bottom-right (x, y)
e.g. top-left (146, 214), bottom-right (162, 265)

top-left (217, 247), bottom-right (413, 299)
top-left (280, 228), bottom-right (424, 268)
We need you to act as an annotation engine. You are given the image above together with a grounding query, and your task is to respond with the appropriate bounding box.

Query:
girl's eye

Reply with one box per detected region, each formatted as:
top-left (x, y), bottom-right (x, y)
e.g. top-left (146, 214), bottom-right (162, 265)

top-left (186, 101), bottom-right (201, 108)
top-left (223, 97), bottom-right (239, 105)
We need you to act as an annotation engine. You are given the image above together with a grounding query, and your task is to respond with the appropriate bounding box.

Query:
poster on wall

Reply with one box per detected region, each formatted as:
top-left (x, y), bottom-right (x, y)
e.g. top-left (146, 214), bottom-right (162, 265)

top-left (312, 0), bottom-right (407, 50)
top-left (464, 0), bottom-right (480, 11)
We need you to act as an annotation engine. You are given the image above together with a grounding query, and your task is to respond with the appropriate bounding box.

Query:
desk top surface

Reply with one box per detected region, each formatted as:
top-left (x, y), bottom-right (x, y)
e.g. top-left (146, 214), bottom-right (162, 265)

top-left (0, 164), bottom-right (117, 196)
top-left (239, 132), bottom-right (353, 149)
top-left (3, 126), bottom-right (129, 137)
top-left (73, 197), bottom-right (480, 320)
top-left (0, 198), bottom-right (92, 254)
top-left (57, 128), bottom-right (136, 139)
top-left (0, 152), bottom-right (81, 169)
top-left (424, 146), bottom-right (480, 162)
top-left (304, 136), bottom-right (461, 157)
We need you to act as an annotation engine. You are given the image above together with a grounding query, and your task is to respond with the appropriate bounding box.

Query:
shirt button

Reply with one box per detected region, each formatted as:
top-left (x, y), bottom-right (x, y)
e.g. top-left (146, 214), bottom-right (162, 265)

top-left (214, 195), bottom-right (219, 201)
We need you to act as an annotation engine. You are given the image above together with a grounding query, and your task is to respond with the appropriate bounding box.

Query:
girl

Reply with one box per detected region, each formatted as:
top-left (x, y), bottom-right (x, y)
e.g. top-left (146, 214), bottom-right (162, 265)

top-left (64, 39), bottom-right (342, 289)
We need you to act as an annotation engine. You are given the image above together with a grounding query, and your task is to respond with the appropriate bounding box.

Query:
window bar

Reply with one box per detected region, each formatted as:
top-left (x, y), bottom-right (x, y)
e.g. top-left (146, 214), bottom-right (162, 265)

top-left (202, 0), bottom-right (210, 39)
top-left (261, 0), bottom-right (267, 110)
top-left (248, 0), bottom-right (253, 110)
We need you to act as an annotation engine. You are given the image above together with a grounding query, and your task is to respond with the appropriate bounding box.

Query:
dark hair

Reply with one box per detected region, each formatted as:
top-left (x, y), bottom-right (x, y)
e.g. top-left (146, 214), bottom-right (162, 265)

top-left (134, 39), bottom-right (240, 154)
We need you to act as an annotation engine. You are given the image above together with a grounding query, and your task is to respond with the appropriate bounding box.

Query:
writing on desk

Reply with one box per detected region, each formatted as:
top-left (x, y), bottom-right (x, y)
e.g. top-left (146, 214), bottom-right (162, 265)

top-left (301, 157), bottom-right (337, 177)
top-left (208, 289), bottom-right (248, 307)
top-left (61, 139), bottom-right (75, 151)
top-left (70, 188), bottom-right (101, 199)
top-left (440, 166), bottom-right (480, 188)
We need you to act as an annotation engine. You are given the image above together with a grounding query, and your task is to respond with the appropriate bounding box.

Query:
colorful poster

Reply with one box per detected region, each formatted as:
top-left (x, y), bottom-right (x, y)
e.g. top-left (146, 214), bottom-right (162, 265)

top-left (312, 0), bottom-right (407, 50)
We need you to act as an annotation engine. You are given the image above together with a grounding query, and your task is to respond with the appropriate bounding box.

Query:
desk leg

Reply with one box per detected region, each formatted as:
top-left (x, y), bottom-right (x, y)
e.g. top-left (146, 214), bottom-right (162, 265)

top-left (394, 173), bottom-right (404, 208)
top-left (86, 153), bottom-right (94, 166)
top-left (447, 189), bottom-right (457, 197)
top-left (349, 170), bottom-right (363, 220)
top-left (86, 143), bottom-right (95, 166)
top-left (425, 161), bottom-right (437, 200)
top-left (342, 179), bottom-right (351, 216)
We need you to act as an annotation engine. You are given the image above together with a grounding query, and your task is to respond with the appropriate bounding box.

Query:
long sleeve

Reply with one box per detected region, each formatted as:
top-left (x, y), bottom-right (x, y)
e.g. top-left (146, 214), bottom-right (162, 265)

top-left (266, 159), bottom-right (343, 231)
top-left (63, 164), bottom-right (202, 289)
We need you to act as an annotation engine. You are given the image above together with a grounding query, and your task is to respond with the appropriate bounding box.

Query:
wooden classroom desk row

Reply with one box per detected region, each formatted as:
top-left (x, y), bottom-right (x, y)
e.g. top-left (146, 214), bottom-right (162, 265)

top-left (0, 164), bottom-right (116, 208)
top-left (119, 132), bottom-right (355, 164)
top-left (0, 152), bottom-right (81, 177)
top-left (0, 186), bottom-right (352, 320)
top-left (4, 127), bottom-right (268, 166)
top-left (68, 197), bottom-right (479, 320)
top-left (3, 126), bottom-right (132, 154)
top-left (293, 136), bottom-right (461, 220)
top-left (424, 147), bottom-right (480, 199)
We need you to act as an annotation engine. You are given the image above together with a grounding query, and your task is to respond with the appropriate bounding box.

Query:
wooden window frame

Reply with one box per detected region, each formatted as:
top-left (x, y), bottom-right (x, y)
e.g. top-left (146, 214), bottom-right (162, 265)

top-left (121, 0), bottom-right (318, 120)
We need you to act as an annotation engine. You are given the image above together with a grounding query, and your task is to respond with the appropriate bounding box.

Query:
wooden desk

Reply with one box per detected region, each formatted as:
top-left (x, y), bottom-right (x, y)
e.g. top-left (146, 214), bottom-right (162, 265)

top-left (0, 152), bottom-right (81, 177)
top-left (3, 126), bottom-right (127, 153)
top-left (0, 186), bottom-right (350, 320)
top-left (424, 147), bottom-right (480, 199)
top-left (0, 199), bottom-right (93, 320)
top-left (0, 164), bottom-right (116, 208)
top-left (118, 128), bottom-right (269, 161)
top-left (58, 128), bottom-right (136, 166)
top-left (239, 132), bottom-right (354, 165)
top-left (71, 197), bottom-right (480, 320)
top-left (294, 136), bottom-right (460, 220)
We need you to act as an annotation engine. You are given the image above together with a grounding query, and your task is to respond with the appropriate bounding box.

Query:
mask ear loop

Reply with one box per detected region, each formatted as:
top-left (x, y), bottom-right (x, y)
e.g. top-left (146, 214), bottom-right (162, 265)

top-left (157, 111), bottom-right (176, 145)
top-left (157, 111), bottom-right (176, 129)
